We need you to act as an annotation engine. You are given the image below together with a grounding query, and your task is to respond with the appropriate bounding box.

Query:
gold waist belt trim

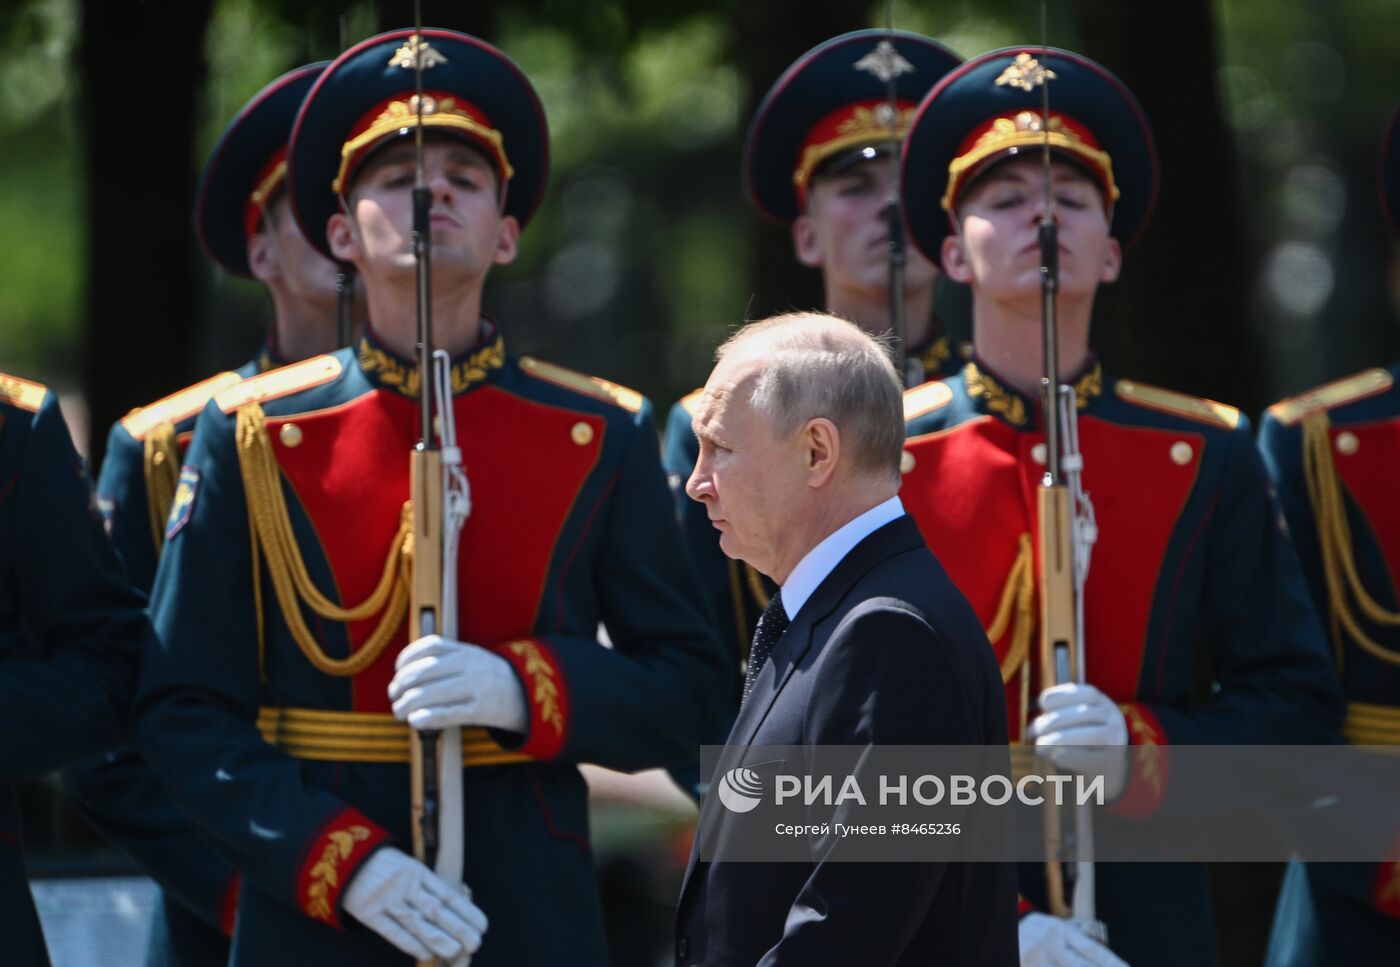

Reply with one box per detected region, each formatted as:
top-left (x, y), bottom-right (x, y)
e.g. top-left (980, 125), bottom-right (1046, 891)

top-left (1344, 701), bottom-right (1400, 746)
top-left (256, 707), bottom-right (533, 766)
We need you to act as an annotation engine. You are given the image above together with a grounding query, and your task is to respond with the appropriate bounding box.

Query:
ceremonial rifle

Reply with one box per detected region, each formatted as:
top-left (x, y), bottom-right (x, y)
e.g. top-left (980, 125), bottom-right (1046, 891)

top-left (403, 9), bottom-right (472, 965)
top-left (1031, 17), bottom-right (1105, 942)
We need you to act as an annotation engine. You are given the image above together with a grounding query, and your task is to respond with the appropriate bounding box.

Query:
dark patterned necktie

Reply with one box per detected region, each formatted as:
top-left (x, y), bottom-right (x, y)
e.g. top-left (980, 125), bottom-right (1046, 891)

top-left (743, 591), bottom-right (789, 706)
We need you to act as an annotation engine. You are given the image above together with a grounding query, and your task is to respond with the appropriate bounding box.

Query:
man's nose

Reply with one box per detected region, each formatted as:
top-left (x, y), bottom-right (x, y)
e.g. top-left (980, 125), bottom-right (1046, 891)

top-left (685, 461), bottom-right (712, 503)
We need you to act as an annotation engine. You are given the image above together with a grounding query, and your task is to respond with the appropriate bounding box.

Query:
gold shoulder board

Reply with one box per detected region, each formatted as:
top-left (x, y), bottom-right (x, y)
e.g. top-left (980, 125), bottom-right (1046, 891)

top-left (678, 387), bottom-right (704, 417)
top-left (1267, 368), bottom-right (1394, 427)
top-left (0, 372), bottom-right (48, 413)
top-left (904, 380), bottom-right (953, 421)
top-left (215, 356), bottom-right (343, 413)
top-left (519, 357), bottom-right (644, 414)
top-left (1115, 379), bottom-right (1240, 430)
top-left (121, 371), bottom-right (245, 441)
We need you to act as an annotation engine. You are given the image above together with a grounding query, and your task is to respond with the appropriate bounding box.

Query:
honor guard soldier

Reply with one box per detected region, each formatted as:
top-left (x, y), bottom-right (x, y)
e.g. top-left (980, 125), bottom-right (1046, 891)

top-left (133, 29), bottom-right (730, 966)
top-left (63, 62), bottom-right (356, 967)
top-left (897, 47), bottom-right (1341, 966)
top-left (0, 376), bottom-right (147, 966)
top-left (1258, 102), bottom-right (1400, 967)
top-left (662, 29), bottom-right (962, 683)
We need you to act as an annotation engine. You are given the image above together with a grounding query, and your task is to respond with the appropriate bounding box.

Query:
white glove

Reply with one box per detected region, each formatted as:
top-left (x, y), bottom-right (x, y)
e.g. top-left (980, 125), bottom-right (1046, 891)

top-left (1027, 683), bottom-right (1129, 799)
top-left (389, 634), bottom-right (529, 733)
top-left (1019, 912), bottom-right (1128, 967)
top-left (341, 847), bottom-right (487, 963)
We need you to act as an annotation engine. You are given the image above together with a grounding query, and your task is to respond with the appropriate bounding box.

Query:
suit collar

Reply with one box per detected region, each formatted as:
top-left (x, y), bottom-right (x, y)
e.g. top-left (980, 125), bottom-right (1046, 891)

top-left (678, 514), bottom-right (927, 915)
top-left (726, 514), bottom-right (925, 750)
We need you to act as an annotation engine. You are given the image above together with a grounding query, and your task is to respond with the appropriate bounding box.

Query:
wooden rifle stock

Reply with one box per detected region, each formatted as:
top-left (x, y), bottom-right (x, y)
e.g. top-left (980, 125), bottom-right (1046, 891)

top-left (409, 448), bottom-right (444, 869)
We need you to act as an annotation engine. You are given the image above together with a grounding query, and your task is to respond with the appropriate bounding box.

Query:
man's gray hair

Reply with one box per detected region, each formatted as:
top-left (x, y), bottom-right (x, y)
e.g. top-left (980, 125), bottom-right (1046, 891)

top-left (717, 312), bottom-right (905, 481)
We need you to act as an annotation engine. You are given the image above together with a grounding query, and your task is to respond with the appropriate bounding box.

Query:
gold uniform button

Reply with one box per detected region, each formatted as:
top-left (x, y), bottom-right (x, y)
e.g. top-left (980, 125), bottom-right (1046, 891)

top-left (571, 421), bottom-right (594, 446)
top-left (1170, 441), bottom-right (1193, 465)
top-left (152, 450), bottom-right (166, 466)
top-left (1030, 443), bottom-right (1047, 466)
top-left (279, 423), bottom-right (303, 448)
top-left (900, 450), bottom-right (916, 474)
top-left (1336, 431), bottom-right (1359, 456)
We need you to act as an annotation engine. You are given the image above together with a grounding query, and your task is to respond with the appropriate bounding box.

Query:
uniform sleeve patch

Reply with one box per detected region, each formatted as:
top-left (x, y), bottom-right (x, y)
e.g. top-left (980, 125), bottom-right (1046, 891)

top-left (165, 467), bottom-right (200, 540)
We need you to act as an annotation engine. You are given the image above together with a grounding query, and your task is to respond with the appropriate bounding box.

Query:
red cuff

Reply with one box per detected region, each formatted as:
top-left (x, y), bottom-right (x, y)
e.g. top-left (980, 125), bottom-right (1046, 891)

top-left (1372, 836), bottom-right (1400, 919)
top-left (218, 874), bottom-right (242, 938)
top-left (497, 638), bottom-right (570, 760)
top-left (1110, 702), bottom-right (1170, 819)
top-left (296, 807), bottom-right (390, 928)
top-left (1017, 894), bottom-right (1037, 918)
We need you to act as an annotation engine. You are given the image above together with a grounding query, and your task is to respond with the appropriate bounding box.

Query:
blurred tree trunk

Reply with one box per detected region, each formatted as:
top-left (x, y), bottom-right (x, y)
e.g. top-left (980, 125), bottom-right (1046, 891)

top-left (79, 0), bottom-right (214, 466)
top-left (1074, 0), bottom-right (1259, 414)
top-left (376, 1), bottom-right (496, 40)
top-left (734, 1), bottom-right (867, 321)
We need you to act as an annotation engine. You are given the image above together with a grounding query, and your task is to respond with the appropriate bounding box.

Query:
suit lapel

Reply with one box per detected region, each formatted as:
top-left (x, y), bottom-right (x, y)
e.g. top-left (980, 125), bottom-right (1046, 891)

top-left (677, 515), bottom-right (926, 913)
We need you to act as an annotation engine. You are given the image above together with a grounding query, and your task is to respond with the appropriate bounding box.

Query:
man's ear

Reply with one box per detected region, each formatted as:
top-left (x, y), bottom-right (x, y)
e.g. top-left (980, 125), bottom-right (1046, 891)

top-left (941, 230), bottom-right (974, 285)
top-left (327, 210), bottom-right (359, 264)
top-left (803, 417), bottom-right (840, 488)
top-left (1099, 236), bottom-right (1123, 284)
top-left (492, 215), bottom-right (521, 266)
top-left (792, 213), bottom-right (823, 269)
top-left (246, 229), bottom-right (278, 284)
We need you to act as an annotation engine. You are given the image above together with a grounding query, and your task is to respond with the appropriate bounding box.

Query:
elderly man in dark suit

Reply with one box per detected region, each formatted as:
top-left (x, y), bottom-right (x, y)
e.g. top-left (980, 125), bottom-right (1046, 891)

top-left (674, 312), bottom-right (1017, 966)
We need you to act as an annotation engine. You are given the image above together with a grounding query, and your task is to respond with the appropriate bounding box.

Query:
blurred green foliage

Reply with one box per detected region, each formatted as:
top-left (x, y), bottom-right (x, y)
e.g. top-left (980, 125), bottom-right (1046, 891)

top-left (1, 0), bottom-right (1397, 403)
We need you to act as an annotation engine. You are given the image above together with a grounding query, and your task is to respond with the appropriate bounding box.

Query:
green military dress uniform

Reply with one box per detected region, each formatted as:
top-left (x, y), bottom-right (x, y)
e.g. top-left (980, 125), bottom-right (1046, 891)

top-left (0, 375), bottom-right (146, 966)
top-left (65, 62), bottom-right (327, 966)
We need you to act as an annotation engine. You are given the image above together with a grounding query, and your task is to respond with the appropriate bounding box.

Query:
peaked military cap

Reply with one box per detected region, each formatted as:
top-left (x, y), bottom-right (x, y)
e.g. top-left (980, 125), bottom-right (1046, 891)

top-left (287, 28), bottom-right (549, 259)
top-left (901, 46), bottom-right (1158, 267)
top-left (195, 63), bottom-right (328, 278)
top-left (744, 29), bottom-right (962, 224)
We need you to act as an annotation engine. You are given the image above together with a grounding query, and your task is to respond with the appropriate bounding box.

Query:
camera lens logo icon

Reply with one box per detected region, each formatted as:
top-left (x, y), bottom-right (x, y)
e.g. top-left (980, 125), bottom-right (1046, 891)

top-left (717, 767), bottom-right (765, 813)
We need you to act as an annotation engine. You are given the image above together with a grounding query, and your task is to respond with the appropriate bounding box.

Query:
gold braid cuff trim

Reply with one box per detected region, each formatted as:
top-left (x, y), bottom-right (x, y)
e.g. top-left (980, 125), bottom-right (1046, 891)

top-left (236, 403), bottom-right (411, 677)
top-left (143, 423), bottom-right (180, 554)
top-left (1302, 413), bottom-right (1400, 668)
top-left (1343, 701), bottom-right (1400, 746)
top-left (257, 707), bottom-right (532, 765)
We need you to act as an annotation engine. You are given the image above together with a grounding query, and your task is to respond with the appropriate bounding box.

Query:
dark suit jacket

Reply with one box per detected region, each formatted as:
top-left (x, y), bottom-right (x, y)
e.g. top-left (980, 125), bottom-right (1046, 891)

top-left (675, 514), bottom-right (1018, 966)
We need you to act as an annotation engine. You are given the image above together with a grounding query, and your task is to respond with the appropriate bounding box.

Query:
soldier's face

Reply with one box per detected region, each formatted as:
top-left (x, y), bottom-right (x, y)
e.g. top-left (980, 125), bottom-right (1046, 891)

top-left (248, 195), bottom-right (342, 307)
top-left (942, 155), bottom-right (1121, 305)
top-left (793, 156), bottom-right (939, 302)
top-left (328, 137), bottom-right (519, 286)
top-left (686, 357), bottom-right (810, 579)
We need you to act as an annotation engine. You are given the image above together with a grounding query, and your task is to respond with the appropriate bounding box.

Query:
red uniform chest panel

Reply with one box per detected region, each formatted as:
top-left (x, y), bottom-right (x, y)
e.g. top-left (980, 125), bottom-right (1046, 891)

top-left (1075, 418), bottom-right (1202, 701)
top-left (268, 387), bottom-right (605, 710)
top-left (1331, 418), bottom-right (1400, 598)
top-left (901, 416), bottom-right (1201, 733)
top-left (902, 417), bottom-right (1030, 658)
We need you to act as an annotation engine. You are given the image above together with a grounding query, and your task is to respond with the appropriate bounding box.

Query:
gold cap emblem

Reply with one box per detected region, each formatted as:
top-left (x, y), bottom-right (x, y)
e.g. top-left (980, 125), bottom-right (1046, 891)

top-left (996, 52), bottom-right (1056, 93)
top-left (388, 33), bottom-right (447, 71)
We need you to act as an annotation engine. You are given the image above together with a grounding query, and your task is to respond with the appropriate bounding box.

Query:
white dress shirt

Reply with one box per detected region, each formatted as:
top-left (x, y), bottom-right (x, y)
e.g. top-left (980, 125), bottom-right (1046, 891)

top-left (779, 496), bottom-right (905, 621)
